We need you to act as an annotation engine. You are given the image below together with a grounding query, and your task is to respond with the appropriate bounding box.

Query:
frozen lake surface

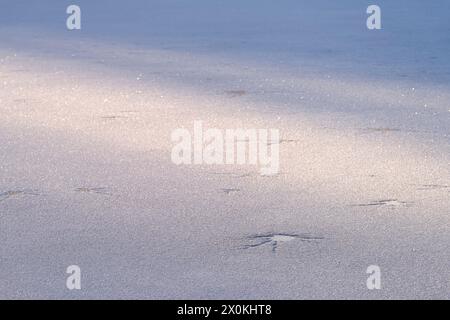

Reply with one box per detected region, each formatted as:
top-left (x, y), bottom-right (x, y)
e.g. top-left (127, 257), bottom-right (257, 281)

top-left (0, 0), bottom-right (449, 299)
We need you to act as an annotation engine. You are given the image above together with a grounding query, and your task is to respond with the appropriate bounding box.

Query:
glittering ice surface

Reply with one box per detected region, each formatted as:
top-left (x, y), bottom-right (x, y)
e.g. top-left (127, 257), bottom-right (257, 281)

top-left (0, 0), bottom-right (449, 299)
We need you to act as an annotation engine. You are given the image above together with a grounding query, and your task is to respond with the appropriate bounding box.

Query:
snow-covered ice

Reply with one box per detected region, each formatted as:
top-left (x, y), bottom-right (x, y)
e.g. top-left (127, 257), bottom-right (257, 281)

top-left (0, 0), bottom-right (449, 299)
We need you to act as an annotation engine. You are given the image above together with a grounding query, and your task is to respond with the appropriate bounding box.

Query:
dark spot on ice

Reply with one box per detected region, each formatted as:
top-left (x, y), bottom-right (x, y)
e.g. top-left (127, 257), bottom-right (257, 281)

top-left (267, 138), bottom-right (299, 145)
top-left (74, 187), bottom-right (111, 195)
top-left (100, 115), bottom-right (127, 120)
top-left (242, 233), bottom-right (324, 252)
top-left (0, 189), bottom-right (40, 202)
top-left (224, 90), bottom-right (247, 98)
top-left (209, 172), bottom-right (254, 178)
top-left (259, 171), bottom-right (286, 178)
top-left (353, 199), bottom-right (412, 208)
